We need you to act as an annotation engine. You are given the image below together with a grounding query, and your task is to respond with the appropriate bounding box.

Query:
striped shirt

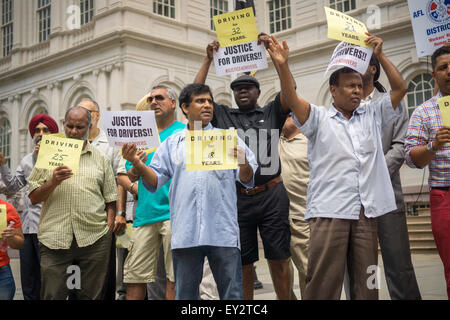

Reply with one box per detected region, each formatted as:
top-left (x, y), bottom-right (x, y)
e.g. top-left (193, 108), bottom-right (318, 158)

top-left (28, 142), bottom-right (119, 249)
top-left (405, 91), bottom-right (450, 187)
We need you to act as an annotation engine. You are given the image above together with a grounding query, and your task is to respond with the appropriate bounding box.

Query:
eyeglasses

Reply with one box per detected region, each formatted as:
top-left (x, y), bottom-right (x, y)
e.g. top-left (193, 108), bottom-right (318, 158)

top-left (148, 95), bottom-right (166, 103)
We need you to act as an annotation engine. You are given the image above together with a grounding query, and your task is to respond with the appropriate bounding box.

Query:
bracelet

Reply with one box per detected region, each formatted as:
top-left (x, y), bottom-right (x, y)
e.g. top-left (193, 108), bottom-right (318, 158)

top-left (128, 182), bottom-right (136, 193)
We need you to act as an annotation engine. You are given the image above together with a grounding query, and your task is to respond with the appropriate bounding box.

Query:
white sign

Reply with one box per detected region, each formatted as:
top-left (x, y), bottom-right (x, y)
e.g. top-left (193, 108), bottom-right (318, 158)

top-left (102, 111), bottom-right (160, 148)
top-left (408, 0), bottom-right (450, 57)
top-left (325, 41), bottom-right (373, 76)
top-left (213, 41), bottom-right (268, 76)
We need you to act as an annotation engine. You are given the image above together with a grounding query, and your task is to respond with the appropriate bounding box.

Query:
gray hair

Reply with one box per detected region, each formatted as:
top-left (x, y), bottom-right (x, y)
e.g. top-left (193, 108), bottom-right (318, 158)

top-left (79, 97), bottom-right (100, 111)
top-left (151, 84), bottom-right (177, 102)
top-left (64, 106), bottom-right (92, 127)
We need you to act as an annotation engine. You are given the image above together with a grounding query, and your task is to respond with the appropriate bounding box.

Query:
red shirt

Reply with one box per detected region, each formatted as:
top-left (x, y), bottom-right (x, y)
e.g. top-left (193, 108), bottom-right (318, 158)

top-left (0, 200), bottom-right (22, 267)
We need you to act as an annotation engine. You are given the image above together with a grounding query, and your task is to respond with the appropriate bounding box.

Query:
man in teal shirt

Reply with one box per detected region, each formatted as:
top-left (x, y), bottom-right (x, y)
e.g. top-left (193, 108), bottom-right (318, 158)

top-left (120, 85), bottom-right (184, 300)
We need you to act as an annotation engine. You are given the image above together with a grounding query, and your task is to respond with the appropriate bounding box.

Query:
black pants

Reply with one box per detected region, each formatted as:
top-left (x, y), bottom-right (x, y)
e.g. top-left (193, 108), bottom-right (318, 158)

top-left (19, 234), bottom-right (41, 300)
top-left (100, 234), bottom-right (116, 300)
top-left (377, 210), bottom-right (421, 300)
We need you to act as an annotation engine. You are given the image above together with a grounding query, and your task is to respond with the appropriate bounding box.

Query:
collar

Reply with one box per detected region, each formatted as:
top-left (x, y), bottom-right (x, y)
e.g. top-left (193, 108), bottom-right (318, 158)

top-left (229, 105), bottom-right (264, 114)
top-left (186, 122), bottom-right (214, 130)
top-left (328, 103), bottom-right (366, 119)
top-left (90, 129), bottom-right (108, 145)
top-left (81, 141), bottom-right (94, 154)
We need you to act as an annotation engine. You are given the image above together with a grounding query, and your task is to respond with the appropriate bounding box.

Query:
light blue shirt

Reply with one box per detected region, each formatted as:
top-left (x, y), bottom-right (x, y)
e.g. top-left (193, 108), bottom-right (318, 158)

top-left (294, 93), bottom-right (400, 220)
top-left (143, 123), bottom-right (258, 250)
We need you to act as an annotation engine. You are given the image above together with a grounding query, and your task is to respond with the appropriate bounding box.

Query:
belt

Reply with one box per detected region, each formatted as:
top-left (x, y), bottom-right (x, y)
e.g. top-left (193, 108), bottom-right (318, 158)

top-left (431, 186), bottom-right (449, 191)
top-left (240, 176), bottom-right (282, 196)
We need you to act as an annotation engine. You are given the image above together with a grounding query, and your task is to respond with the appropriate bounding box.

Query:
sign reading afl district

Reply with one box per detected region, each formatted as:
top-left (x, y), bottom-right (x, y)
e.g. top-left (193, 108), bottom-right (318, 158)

top-left (213, 7), bottom-right (258, 47)
top-left (102, 111), bottom-right (160, 149)
top-left (325, 41), bottom-right (373, 76)
top-left (324, 7), bottom-right (370, 48)
top-left (408, 0), bottom-right (450, 57)
top-left (0, 204), bottom-right (6, 239)
top-left (185, 129), bottom-right (238, 171)
top-left (35, 135), bottom-right (83, 173)
top-left (213, 40), bottom-right (268, 76)
top-left (438, 95), bottom-right (450, 126)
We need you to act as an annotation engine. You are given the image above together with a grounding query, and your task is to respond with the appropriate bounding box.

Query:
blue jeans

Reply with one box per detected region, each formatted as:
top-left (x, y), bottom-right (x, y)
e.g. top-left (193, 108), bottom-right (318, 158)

top-left (172, 246), bottom-right (243, 300)
top-left (0, 264), bottom-right (16, 300)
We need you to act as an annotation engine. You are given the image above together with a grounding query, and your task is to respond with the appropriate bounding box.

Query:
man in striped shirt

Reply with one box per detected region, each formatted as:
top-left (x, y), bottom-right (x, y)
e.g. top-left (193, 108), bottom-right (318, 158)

top-left (28, 106), bottom-right (119, 300)
top-left (405, 45), bottom-right (450, 299)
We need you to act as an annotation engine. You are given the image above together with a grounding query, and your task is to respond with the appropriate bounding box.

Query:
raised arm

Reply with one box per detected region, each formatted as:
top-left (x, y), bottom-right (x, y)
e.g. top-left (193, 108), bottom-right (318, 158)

top-left (365, 33), bottom-right (407, 110)
top-left (0, 152), bottom-right (28, 192)
top-left (193, 40), bottom-right (220, 84)
top-left (266, 35), bottom-right (311, 125)
top-left (259, 33), bottom-right (296, 114)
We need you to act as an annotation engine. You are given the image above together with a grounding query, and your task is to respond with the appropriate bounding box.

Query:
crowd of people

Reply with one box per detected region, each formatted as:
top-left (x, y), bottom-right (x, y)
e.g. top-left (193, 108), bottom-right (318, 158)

top-left (0, 31), bottom-right (449, 300)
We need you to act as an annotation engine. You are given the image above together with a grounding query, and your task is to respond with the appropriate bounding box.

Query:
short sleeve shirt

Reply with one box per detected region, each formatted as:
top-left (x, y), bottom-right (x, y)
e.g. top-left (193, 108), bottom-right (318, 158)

top-left (212, 93), bottom-right (288, 185)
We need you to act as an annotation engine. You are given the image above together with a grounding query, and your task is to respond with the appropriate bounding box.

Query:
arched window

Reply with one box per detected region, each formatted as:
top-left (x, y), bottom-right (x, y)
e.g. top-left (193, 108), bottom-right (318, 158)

top-left (31, 106), bottom-right (48, 118)
top-left (406, 73), bottom-right (435, 117)
top-left (0, 118), bottom-right (11, 167)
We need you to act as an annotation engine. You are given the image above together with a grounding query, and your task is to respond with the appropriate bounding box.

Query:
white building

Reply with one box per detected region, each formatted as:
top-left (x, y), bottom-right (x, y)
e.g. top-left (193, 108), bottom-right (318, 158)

top-left (0, 0), bottom-right (430, 213)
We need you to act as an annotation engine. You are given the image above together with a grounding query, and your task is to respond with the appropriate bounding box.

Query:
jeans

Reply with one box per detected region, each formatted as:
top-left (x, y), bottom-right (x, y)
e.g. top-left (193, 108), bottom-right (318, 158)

top-left (0, 264), bottom-right (16, 300)
top-left (172, 246), bottom-right (242, 300)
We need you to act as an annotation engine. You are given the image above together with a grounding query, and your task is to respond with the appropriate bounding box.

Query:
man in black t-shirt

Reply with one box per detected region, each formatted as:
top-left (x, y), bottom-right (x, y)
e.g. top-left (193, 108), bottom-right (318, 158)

top-left (193, 35), bottom-right (296, 300)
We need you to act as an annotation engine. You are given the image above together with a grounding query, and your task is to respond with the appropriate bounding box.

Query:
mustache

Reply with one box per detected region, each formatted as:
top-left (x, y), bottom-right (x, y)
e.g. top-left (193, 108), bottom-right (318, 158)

top-left (34, 136), bottom-right (42, 145)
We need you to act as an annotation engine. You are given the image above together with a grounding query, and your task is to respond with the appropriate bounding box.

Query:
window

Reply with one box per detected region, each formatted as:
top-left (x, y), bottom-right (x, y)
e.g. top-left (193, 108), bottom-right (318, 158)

top-left (210, 0), bottom-right (228, 31)
top-left (269, 0), bottom-right (291, 33)
top-left (406, 73), bottom-right (435, 117)
top-left (80, 0), bottom-right (94, 25)
top-left (37, 0), bottom-right (51, 42)
top-left (0, 118), bottom-right (11, 167)
top-left (329, 0), bottom-right (356, 12)
top-left (1, 0), bottom-right (13, 56)
top-left (153, 0), bottom-right (175, 19)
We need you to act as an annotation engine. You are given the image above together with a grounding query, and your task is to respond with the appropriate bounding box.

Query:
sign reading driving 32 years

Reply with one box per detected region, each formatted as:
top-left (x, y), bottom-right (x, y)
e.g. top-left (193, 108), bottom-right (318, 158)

top-left (408, 0), bottom-right (450, 57)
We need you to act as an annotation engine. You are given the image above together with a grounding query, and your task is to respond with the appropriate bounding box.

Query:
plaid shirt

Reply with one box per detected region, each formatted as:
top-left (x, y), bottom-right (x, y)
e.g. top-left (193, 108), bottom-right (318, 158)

top-left (28, 142), bottom-right (119, 249)
top-left (405, 91), bottom-right (450, 187)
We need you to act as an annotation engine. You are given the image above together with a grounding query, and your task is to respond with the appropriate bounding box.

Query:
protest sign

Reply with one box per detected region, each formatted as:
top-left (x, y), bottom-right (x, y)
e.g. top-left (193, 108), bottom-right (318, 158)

top-left (185, 129), bottom-right (237, 171)
top-left (213, 40), bottom-right (268, 76)
top-left (408, 0), bottom-right (450, 57)
top-left (213, 7), bottom-right (258, 47)
top-left (35, 135), bottom-right (83, 173)
top-left (325, 41), bottom-right (373, 75)
top-left (0, 204), bottom-right (6, 239)
top-left (324, 7), bottom-right (370, 48)
top-left (438, 95), bottom-right (450, 126)
top-left (102, 111), bottom-right (160, 149)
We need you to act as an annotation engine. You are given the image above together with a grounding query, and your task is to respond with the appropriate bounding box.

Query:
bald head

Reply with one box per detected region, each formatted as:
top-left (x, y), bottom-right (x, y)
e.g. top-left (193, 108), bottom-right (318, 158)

top-left (64, 106), bottom-right (91, 140)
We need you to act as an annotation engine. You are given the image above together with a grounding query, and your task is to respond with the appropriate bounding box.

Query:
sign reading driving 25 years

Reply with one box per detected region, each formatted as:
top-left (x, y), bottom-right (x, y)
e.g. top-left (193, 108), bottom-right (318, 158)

top-left (408, 0), bottom-right (450, 57)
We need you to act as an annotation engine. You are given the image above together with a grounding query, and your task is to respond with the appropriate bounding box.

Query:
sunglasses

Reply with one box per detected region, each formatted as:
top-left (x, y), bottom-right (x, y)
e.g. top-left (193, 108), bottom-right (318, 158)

top-left (148, 95), bottom-right (166, 103)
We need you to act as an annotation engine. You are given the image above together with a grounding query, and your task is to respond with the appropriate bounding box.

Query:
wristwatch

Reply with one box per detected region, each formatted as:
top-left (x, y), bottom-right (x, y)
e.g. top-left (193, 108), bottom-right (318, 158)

top-left (427, 141), bottom-right (437, 153)
top-left (116, 211), bottom-right (126, 218)
top-left (128, 182), bottom-right (136, 193)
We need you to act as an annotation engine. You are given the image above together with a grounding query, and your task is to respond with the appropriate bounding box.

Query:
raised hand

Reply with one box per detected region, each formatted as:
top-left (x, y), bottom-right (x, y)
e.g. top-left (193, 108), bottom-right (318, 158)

top-left (122, 143), bottom-right (139, 163)
top-left (206, 40), bottom-right (220, 60)
top-left (258, 32), bottom-right (271, 49)
top-left (266, 35), bottom-right (289, 65)
top-left (52, 166), bottom-right (73, 185)
top-left (365, 33), bottom-right (383, 57)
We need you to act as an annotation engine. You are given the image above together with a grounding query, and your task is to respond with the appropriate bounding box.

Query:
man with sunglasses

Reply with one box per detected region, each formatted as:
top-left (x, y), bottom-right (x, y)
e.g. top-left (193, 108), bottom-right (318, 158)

top-left (77, 98), bottom-right (129, 300)
top-left (120, 85), bottom-right (185, 300)
top-left (0, 114), bottom-right (59, 300)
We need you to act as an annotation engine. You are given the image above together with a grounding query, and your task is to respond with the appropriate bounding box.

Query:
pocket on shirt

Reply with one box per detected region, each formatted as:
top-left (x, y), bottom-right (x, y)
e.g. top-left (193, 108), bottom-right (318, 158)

top-left (360, 133), bottom-right (376, 154)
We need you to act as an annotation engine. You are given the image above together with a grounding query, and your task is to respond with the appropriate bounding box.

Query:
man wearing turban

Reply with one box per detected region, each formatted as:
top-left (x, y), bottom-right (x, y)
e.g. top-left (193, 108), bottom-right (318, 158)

top-left (0, 114), bottom-right (58, 300)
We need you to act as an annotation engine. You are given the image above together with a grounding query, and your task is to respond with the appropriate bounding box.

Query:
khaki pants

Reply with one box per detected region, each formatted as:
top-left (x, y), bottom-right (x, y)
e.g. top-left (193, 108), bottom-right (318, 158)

top-left (39, 232), bottom-right (112, 300)
top-left (304, 210), bottom-right (378, 300)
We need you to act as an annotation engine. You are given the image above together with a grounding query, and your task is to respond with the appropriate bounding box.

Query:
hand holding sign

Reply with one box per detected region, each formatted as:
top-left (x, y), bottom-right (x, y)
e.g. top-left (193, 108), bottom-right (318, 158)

top-left (228, 145), bottom-right (248, 166)
top-left (51, 166), bottom-right (73, 185)
top-left (365, 33), bottom-right (383, 58)
top-left (122, 143), bottom-right (139, 164)
top-left (207, 40), bottom-right (220, 60)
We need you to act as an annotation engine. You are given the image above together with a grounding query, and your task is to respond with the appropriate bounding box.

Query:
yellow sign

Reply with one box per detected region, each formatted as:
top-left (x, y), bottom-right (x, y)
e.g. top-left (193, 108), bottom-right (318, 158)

top-left (324, 7), bottom-right (370, 48)
top-left (186, 129), bottom-right (238, 171)
top-left (0, 204), bottom-right (7, 239)
top-left (213, 7), bottom-right (258, 47)
top-left (438, 96), bottom-right (450, 126)
top-left (35, 135), bottom-right (83, 173)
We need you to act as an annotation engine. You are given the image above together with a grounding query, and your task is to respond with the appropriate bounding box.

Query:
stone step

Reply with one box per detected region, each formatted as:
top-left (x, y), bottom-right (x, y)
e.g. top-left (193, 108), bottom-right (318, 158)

top-left (410, 247), bottom-right (438, 254)
top-left (409, 230), bottom-right (435, 240)
top-left (406, 214), bottom-right (431, 224)
top-left (407, 222), bottom-right (432, 231)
